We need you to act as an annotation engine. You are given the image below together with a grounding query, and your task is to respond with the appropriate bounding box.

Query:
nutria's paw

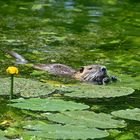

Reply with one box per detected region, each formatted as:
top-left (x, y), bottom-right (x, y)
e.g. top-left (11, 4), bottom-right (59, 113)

top-left (111, 76), bottom-right (117, 82)
top-left (102, 77), bottom-right (111, 84)
top-left (102, 76), bottom-right (117, 85)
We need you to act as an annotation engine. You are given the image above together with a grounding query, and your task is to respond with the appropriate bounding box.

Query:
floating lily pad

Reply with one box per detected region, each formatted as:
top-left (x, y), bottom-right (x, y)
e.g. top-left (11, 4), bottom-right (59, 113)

top-left (0, 78), bottom-right (59, 98)
top-left (45, 110), bottom-right (126, 129)
top-left (111, 74), bottom-right (140, 90)
top-left (111, 108), bottom-right (140, 121)
top-left (9, 98), bottom-right (89, 112)
top-left (64, 84), bottom-right (134, 98)
top-left (23, 123), bottom-right (109, 139)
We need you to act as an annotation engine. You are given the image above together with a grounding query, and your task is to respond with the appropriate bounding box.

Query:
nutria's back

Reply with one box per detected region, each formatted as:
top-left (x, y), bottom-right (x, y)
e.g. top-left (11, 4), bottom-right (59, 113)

top-left (33, 64), bottom-right (76, 77)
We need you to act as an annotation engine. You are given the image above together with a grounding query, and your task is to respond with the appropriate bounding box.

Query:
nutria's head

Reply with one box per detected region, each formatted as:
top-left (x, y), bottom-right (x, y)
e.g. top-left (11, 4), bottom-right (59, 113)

top-left (74, 65), bottom-right (109, 84)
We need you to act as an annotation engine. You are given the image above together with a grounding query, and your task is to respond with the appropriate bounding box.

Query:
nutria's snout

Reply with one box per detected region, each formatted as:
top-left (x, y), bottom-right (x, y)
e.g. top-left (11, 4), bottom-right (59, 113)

top-left (100, 67), bottom-right (107, 74)
top-left (74, 65), bottom-right (109, 84)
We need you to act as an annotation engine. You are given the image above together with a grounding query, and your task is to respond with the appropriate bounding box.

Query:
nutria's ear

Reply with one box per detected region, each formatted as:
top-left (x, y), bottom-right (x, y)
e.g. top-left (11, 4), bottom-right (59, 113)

top-left (79, 67), bottom-right (84, 73)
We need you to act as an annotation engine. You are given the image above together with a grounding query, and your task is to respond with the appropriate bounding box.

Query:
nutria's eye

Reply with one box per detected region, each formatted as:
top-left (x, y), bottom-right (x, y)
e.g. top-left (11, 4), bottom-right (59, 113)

top-left (88, 67), bottom-right (92, 70)
top-left (79, 67), bottom-right (84, 73)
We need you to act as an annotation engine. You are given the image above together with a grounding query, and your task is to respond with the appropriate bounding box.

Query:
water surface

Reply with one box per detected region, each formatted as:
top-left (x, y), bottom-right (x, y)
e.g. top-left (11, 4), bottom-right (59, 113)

top-left (0, 0), bottom-right (140, 139)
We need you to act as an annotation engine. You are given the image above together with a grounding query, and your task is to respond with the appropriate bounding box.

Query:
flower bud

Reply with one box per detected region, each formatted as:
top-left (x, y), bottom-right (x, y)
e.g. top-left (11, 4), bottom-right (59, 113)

top-left (6, 66), bottom-right (19, 74)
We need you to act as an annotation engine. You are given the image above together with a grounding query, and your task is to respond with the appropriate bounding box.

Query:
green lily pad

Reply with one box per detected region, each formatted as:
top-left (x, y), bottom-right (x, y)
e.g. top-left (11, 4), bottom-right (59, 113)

top-left (111, 108), bottom-right (140, 121)
top-left (0, 78), bottom-right (60, 98)
top-left (64, 84), bottom-right (134, 98)
top-left (111, 74), bottom-right (140, 90)
top-left (23, 123), bottom-right (109, 139)
top-left (45, 110), bottom-right (126, 129)
top-left (9, 98), bottom-right (89, 112)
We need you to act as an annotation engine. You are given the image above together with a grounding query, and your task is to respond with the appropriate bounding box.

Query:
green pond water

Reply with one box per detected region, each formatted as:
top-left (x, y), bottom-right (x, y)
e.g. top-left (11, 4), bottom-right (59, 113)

top-left (0, 0), bottom-right (140, 139)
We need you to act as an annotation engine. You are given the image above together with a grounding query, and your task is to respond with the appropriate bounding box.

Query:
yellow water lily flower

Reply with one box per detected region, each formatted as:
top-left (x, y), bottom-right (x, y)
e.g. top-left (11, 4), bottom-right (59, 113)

top-left (6, 66), bottom-right (19, 74)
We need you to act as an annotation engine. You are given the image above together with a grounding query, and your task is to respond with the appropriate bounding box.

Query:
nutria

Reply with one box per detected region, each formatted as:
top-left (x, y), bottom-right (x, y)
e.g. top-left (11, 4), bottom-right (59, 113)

top-left (2, 49), bottom-right (117, 84)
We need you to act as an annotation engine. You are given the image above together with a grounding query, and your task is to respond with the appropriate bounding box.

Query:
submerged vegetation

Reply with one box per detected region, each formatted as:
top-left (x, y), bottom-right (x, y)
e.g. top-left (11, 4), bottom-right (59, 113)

top-left (0, 0), bottom-right (140, 139)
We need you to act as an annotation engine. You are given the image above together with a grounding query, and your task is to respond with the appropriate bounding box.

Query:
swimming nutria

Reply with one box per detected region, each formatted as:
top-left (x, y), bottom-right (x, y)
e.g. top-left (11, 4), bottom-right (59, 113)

top-left (2, 49), bottom-right (117, 84)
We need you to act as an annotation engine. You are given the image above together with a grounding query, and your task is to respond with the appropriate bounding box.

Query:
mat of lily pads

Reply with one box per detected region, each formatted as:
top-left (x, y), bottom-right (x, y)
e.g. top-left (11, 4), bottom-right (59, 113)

top-left (0, 78), bottom-right (134, 98)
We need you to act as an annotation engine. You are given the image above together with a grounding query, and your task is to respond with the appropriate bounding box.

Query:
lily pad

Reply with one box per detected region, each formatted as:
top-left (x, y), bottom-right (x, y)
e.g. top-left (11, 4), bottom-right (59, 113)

top-left (111, 74), bottom-right (140, 90)
top-left (9, 98), bottom-right (89, 112)
top-left (23, 123), bottom-right (109, 139)
top-left (64, 84), bottom-right (134, 98)
top-left (0, 78), bottom-right (61, 98)
top-left (45, 110), bottom-right (126, 129)
top-left (111, 108), bottom-right (140, 121)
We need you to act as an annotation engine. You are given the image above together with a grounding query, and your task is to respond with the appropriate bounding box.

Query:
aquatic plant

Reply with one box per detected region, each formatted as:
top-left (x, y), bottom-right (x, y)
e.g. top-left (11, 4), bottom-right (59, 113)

top-left (0, 78), bottom-right (135, 98)
top-left (112, 108), bottom-right (140, 121)
top-left (6, 66), bottom-right (19, 100)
